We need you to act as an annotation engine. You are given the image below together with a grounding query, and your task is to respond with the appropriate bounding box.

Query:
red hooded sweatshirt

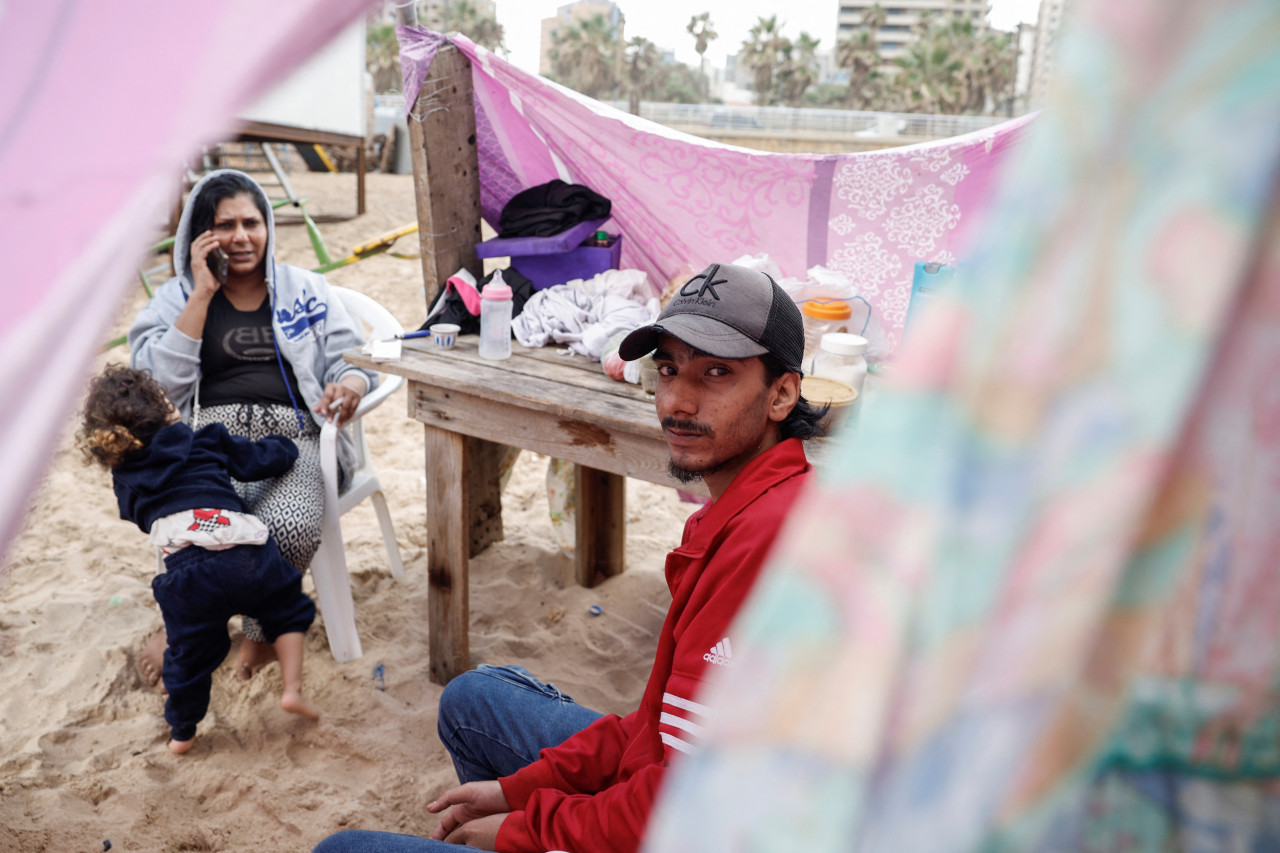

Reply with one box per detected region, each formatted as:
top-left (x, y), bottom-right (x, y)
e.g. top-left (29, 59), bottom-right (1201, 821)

top-left (496, 438), bottom-right (811, 853)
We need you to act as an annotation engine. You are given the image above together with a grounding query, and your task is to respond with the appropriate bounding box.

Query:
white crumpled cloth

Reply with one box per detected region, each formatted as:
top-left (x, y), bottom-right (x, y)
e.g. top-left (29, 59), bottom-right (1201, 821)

top-left (512, 268), bottom-right (659, 361)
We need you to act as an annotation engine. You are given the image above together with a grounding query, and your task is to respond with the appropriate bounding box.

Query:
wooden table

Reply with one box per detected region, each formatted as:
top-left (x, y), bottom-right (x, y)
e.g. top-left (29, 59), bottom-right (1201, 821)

top-left (346, 337), bottom-right (701, 684)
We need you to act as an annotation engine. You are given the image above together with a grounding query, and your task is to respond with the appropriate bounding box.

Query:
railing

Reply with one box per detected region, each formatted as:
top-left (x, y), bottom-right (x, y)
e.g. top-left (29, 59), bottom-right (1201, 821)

top-left (375, 92), bottom-right (1008, 141)
top-left (606, 102), bottom-right (1008, 139)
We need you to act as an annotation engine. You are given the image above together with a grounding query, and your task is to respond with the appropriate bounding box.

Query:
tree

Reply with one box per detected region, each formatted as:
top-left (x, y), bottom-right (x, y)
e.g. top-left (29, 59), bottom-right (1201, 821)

top-left (624, 37), bottom-right (661, 115)
top-left (686, 12), bottom-right (718, 103)
top-left (441, 0), bottom-right (505, 53)
top-left (652, 62), bottom-right (706, 104)
top-left (774, 32), bottom-right (820, 107)
top-left (366, 22), bottom-right (402, 93)
top-left (835, 4), bottom-right (888, 110)
top-left (961, 24), bottom-right (1017, 114)
top-left (741, 15), bottom-right (788, 107)
top-left (549, 13), bottom-right (621, 100)
top-left (803, 83), bottom-right (849, 108)
top-left (894, 12), bottom-right (965, 113)
top-left (894, 14), bottom-right (1015, 114)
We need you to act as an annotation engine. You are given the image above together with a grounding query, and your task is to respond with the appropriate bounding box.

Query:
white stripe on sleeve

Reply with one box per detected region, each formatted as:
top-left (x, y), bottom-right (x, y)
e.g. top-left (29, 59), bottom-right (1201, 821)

top-left (660, 711), bottom-right (706, 737)
top-left (662, 692), bottom-right (710, 717)
top-left (660, 731), bottom-right (696, 755)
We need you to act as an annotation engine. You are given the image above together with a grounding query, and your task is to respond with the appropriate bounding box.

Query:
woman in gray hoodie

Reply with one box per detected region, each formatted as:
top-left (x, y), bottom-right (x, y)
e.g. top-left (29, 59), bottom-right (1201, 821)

top-left (129, 169), bottom-right (377, 683)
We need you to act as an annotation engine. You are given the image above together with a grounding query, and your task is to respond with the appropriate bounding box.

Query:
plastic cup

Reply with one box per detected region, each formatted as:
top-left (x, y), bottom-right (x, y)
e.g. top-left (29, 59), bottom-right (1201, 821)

top-left (430, 323), bottom-right (460, 349)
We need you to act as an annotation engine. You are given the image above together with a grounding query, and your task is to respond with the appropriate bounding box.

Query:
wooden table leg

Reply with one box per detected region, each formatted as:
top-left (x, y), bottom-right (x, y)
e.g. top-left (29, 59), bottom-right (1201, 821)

top-left (574, 466), bottom-right (626, 586)
top-left (425, 425), bottom-right (469, 684)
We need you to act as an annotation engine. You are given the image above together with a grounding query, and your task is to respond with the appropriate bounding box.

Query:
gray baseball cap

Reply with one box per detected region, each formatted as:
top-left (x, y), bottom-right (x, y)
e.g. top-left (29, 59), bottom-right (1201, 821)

top-left (619, 263), bottom-right (805, 373)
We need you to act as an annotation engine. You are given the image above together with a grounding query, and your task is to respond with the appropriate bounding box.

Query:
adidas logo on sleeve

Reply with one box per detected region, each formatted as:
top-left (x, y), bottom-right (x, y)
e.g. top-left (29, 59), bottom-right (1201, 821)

top-left (702, 637), bottom-right (732, 668)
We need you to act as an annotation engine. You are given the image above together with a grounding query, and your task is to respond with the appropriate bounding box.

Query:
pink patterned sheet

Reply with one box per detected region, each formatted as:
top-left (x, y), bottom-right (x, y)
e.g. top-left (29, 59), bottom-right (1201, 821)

top-left (397, 27), bottom-right (1033, 351)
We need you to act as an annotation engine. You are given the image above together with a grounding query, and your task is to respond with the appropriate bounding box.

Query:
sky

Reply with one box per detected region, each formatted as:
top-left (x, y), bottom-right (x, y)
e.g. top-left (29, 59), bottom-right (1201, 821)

top-left (494, 0), bottom-right (1042, 74)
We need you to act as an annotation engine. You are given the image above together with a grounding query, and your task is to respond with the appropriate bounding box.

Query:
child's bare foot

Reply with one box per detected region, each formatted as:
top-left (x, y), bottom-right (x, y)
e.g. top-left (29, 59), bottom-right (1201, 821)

top-left (280, 689), bottom-right (320, 720)
top-left (168, 737), bottom-right (194, 754)
top-left (236, 638), bottom-right (277, 681)
top-left (136, 629), bottom-right (167, 693)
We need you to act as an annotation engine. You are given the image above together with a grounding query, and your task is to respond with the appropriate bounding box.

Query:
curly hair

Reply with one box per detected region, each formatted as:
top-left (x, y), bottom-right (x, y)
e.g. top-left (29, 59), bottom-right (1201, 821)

top-left (77, 365), bottom-right (174, 469)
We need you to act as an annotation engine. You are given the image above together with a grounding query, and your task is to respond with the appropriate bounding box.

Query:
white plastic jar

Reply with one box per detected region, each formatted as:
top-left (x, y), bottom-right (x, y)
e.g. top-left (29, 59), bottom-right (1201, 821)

top-left (478, 275), bottom-right (513, 360)
top-left (811, 332), bottom-right (867, 399)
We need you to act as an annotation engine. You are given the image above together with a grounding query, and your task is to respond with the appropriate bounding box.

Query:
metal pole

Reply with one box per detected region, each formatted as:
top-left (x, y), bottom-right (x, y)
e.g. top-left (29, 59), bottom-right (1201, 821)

top-left (395, 1), bottom-right (417, 26)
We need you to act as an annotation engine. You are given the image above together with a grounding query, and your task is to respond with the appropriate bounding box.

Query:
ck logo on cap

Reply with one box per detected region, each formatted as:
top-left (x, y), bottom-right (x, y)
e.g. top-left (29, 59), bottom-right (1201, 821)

top-left (679, 264), bottom-right (728, 301)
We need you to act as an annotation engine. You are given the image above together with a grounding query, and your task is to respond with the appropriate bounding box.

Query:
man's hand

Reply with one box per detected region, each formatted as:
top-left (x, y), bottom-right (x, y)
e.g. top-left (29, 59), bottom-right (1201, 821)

top-left (427, 780), bottom-right (509, 844)
top-left (442, 813), bottom-right (507, 850)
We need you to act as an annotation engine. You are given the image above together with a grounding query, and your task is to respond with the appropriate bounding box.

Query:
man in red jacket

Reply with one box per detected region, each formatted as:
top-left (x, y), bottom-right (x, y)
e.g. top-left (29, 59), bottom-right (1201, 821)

top-left (313, 263), bottom-right (827, 853)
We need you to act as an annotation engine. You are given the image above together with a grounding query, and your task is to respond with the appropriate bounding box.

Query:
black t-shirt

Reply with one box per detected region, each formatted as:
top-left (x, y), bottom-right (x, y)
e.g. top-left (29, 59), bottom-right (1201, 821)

top-left (199, 290), bottom-right (302, 407)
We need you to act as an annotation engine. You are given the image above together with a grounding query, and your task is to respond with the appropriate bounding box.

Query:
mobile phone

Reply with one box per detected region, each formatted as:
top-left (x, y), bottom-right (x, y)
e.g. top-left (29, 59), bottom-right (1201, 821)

top-left (207, 247), bottom-right (228, 284)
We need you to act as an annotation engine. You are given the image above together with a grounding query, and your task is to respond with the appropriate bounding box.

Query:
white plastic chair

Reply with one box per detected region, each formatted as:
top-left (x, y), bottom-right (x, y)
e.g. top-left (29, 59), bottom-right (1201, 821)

top-left (309, 286), bottom-right (406, 663)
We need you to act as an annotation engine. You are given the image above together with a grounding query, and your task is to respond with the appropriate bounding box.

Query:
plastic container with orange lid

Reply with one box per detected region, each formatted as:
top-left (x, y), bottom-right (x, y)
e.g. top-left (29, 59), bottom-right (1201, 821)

top-left (799, 299), bottom-right (853, 369)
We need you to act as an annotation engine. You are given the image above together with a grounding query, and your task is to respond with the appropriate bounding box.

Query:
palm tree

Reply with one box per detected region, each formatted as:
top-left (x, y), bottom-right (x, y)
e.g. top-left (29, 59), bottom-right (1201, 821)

top-left (686, 12), bottom-right (718, 103)
top-left (366, 22), bottom-right (402, 92)
top-left (962, 25), bottom-right (1017, 113)
top-left (442, 0), bottom-right (505, 53)
top-left (861, 3), bottom-right (887, 33)
top-left (894, 12), bottom-right (965, 113)
top-left (775, 32), bottom-right (820, 107)
top-left (894, 14), bottom-right (1015, 114)
top-left (836, 5), bottom-right (895, 110)
top-left (549, 13), bottom-right (621, 100)
top-left (741, 15), bottom-right (787, 107)
top-left (624, 37), bottom-right (660, 115)
top-left (836, 28), bottom-right (884, 109)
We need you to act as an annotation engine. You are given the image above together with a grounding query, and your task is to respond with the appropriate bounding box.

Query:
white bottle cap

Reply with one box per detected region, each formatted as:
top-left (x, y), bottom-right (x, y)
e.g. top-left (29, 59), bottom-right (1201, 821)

top-left (819, 332), bottom-right (867, 356)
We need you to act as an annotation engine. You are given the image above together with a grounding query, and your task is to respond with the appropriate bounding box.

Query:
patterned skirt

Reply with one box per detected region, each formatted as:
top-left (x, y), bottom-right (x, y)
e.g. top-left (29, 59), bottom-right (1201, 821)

top-left (197, 403), bottom-right (322, 642)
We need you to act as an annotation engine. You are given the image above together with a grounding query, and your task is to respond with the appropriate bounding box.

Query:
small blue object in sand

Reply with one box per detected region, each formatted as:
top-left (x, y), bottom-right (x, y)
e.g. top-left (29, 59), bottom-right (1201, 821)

top-left (588, 605), bottom-right (603, 616)
top-left (373, 663), bottom-right (386, 691)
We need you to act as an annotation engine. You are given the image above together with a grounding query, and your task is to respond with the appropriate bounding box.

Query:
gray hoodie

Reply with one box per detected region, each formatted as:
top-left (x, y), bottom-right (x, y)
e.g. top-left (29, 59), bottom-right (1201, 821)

top-left (128, 170), bottom-right (377, 465)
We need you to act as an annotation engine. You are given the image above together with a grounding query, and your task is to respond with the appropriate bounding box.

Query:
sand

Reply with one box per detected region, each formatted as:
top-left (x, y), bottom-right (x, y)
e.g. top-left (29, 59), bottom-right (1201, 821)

top-left (0, 172), bottom-right (696, 852)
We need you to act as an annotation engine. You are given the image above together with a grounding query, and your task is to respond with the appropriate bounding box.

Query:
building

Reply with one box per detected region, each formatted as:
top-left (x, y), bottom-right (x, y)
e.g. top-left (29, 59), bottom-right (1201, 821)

top-left (835, 0), bottom-right (991, 61)
top-left (539, 0), bottom-right (625, 77)
top-left (1028, 0), bottom-right (1073, 108)
top-left (1012, 20), bottom-right (1037, 114)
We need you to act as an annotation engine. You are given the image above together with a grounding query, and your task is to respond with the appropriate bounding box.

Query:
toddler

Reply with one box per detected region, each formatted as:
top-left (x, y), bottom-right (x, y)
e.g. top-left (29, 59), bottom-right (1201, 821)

top-left (78, 364), bottom-right (319, 753)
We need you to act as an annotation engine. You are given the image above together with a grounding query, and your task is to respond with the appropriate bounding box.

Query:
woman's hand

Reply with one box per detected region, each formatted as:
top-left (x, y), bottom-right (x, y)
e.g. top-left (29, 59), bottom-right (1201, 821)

top-left (427, 780), bottom-right (509, 845)
top-left (189, 229), bottom-right (224, 300)
top-left (315, 377), bottom-right (365, 428)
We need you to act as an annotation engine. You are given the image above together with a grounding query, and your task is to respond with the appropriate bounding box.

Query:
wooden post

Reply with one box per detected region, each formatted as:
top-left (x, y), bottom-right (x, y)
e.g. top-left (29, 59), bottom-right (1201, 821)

top-left (466, 436), bottom-right (506, 556)
top-left (574, 466), bottom-right (627, 586)
top-left (355, 142), bottom-right (366, 216)
top-left (406, 42), bottom-right (483, 311)
top-left (426, 426), bottom-right (470, 684)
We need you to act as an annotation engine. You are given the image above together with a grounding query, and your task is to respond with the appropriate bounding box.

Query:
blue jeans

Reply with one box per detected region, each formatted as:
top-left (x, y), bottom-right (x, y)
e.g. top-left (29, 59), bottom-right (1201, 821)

top-left (312, 830), bottom-right (487, 853)
top-left (311, 665), bottom-right (602, 852)
top-left (438, 664), bottom-right (604, 783)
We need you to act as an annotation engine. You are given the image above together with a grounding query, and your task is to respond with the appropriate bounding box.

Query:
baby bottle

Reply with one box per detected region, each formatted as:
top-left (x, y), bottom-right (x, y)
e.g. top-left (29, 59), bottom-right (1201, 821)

top-left (479, 273), bottom-right (513, 360)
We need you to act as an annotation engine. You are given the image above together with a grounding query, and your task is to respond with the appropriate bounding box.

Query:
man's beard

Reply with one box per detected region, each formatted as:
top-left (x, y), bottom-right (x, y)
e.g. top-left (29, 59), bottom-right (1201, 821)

top-left (663, 416), bottom-right (714, 484)
top-left (668, 459), bottom-right (703, 483)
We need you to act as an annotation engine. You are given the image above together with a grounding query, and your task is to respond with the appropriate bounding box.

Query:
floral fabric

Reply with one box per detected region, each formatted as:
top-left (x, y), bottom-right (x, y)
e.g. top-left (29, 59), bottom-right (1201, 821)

top-left (642, 0), bottom-right (1280, 850)
top-left (397, 27), bottom-right (1033, 353)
